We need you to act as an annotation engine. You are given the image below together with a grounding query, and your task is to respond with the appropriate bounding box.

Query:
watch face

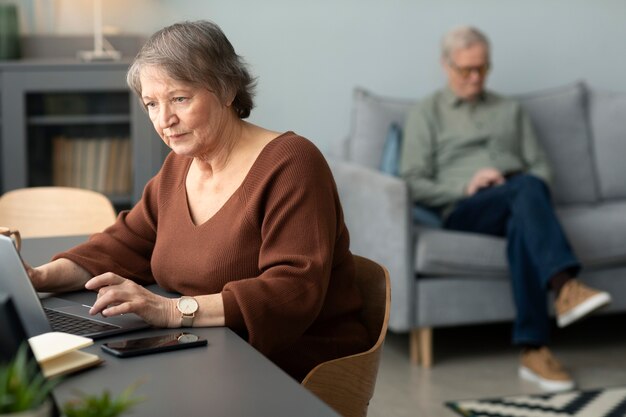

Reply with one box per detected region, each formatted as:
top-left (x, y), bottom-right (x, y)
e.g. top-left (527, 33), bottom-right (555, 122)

top-left (177, 333), bottom-right (199, 343)
top-left (178, 297), bottom-right (198, 314)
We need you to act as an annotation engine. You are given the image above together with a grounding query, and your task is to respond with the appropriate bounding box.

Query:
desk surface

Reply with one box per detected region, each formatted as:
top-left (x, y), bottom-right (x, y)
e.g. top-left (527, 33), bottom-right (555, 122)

top-left (21, 236), bottom-right (340, 417)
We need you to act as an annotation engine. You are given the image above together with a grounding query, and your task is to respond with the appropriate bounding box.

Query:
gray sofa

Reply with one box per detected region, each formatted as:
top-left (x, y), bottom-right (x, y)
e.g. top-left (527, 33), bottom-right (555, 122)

top-left (329, 81), bottom-right (626, 366)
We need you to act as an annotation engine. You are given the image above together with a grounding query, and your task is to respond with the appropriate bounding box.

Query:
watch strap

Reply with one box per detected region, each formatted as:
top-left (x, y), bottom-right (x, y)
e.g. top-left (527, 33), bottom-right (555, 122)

top-left (181, 313), bottom-right (195, 327)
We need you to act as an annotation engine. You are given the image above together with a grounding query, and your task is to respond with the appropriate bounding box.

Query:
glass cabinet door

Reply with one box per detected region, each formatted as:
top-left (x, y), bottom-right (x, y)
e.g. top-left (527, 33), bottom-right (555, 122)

top-left (0, 63), bottom-right (166, 210)
top-left (26, 91), bottom-right (132, 207)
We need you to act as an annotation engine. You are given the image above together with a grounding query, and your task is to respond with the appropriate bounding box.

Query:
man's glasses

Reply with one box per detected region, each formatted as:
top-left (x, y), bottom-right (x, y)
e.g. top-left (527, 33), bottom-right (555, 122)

top-left (448, 61), bottom-right (490, 78)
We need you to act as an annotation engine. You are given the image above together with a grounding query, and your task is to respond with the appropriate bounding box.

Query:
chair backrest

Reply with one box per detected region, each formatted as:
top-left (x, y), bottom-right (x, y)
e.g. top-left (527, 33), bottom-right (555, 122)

top-left (0, 187), bottom-right (117, 238)
top-left (302, 255), bottom-right (391, 417)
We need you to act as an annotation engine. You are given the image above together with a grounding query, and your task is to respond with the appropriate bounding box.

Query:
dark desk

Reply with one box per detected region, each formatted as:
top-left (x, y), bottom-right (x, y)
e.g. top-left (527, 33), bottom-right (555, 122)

top-left (21, 236), bottom-right (339, 417)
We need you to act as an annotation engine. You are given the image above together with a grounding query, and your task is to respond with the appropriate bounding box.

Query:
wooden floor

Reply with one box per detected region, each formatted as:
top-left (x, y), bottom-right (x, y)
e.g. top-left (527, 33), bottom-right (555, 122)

top-left (368, 313), bottom-right (626, 417)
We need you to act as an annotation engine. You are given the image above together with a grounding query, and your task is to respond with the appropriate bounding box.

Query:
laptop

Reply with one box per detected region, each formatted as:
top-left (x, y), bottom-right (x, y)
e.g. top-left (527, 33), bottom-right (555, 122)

top-left (0, 234), bottom-right (150, 339)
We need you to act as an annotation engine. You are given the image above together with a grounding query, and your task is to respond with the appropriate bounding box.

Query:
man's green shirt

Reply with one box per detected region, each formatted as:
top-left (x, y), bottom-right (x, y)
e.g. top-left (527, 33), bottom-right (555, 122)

top-left (399, 87), bottom-right (551, 217)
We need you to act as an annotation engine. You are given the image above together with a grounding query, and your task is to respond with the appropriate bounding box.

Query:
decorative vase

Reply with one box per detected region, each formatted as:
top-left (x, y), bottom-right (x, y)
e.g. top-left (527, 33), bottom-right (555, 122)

top-left (0, 4), bottom-right (21, 60)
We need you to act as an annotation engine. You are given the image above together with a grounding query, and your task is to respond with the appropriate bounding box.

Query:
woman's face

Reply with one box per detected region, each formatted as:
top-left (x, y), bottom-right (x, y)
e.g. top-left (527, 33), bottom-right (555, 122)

top-left (139, 66), bottom-right (234, 158)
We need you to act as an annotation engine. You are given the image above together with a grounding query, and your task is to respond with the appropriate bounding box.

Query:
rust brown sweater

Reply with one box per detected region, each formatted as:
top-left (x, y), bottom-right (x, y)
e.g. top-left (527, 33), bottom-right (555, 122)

top-left (55, 132), bottom-right (369, 380)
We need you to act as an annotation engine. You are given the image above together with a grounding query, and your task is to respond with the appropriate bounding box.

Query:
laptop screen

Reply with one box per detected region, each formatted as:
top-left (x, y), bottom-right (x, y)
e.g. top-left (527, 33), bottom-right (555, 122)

top-left (0, 235), bottom-right (52, 337)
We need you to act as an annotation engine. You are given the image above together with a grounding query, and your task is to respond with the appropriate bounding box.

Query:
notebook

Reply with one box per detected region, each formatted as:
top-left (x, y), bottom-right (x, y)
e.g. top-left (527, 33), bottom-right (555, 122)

top-left (0, 235), bottom-right (150, 339)
top-left (29, 331), bottom-right (103, 378)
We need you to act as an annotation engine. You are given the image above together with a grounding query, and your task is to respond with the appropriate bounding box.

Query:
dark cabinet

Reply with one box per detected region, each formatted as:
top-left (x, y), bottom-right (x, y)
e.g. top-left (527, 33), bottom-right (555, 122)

top-left (0, 60), bottom-right (167, 208)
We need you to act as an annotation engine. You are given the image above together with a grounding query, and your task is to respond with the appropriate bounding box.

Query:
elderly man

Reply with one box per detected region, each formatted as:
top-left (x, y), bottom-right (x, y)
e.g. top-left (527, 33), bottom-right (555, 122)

top-left (399, 26), bottom-right (611, 392)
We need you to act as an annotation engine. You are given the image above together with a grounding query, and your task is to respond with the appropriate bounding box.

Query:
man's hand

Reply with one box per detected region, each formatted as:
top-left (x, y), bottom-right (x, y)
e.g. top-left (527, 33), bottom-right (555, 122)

top-left (465, 167), bottom-right (505, 196)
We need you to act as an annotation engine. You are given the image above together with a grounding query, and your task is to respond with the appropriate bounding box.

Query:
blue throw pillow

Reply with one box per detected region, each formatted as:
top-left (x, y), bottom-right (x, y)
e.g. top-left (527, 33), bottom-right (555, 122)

top-left (380, 122), bottom-right (402, 176)
top-left (380, 122), bottom-right (443, 228)
top-left (412, 205), bottom-right (443, 228)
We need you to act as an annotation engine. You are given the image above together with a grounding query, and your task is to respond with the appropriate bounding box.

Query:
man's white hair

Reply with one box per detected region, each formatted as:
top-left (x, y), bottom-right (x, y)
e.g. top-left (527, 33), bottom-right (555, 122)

top-left (441, 26), bottom-right (490, 62)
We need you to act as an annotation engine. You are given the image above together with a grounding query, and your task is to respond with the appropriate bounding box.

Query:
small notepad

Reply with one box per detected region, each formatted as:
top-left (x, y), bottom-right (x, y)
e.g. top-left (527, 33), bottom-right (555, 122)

top-left (28, 332), bottom-right (103, 378)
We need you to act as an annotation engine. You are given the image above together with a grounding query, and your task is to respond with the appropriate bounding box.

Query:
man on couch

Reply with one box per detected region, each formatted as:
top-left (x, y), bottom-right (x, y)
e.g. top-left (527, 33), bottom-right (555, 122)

top-left (399, 25), bottom-right (611, 392)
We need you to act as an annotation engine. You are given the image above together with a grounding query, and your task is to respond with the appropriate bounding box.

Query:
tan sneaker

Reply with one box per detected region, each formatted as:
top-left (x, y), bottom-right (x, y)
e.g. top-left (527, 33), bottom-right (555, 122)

top-left (519, 347), bottom-right (575, 392)
top-left (555, 279), bottom-right (611, 328)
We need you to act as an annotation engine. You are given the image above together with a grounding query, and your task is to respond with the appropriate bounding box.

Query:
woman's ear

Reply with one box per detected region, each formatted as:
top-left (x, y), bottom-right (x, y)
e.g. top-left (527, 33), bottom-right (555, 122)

top-left (226, 93), bottom-right (236, 107)
top-left (224, 88), bottom-right (236, 107)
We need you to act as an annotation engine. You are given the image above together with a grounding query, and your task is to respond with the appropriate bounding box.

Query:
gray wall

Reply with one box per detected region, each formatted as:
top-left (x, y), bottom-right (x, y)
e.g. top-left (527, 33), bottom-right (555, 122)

top-left (5, 0), bottom-right (626, 154)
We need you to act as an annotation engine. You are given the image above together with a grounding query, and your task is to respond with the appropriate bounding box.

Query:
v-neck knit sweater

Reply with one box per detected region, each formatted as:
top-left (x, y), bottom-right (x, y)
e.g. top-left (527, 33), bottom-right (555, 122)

top-left (54, 132), bottom-right (370, 380)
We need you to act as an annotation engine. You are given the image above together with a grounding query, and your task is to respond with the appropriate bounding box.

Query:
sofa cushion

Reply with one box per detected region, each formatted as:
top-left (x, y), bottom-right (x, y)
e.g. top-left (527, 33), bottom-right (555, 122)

top-left (347, 88), bottom-right (416, 169)
top-left (415, 228), bottom-right (508, 277)
top-left (588, 90), bottom-right (626, 200)
top-left (557, 201), bottom-right (626, 266)
top-left (415, 201), bottom-right (626, 277)
top-left (518, 82), bottom-right (599, 205)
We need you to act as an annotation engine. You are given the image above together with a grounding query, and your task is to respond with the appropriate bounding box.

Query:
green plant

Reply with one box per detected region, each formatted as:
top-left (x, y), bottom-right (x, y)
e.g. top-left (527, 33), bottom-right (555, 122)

top-left (0, 344), bottom-right (57, 413)
top-left (63, 382), bottom-right (143, 417)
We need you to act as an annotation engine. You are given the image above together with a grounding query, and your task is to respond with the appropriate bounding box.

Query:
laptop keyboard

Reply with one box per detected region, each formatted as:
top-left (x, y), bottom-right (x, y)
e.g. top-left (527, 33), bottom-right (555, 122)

top-left (45, 308), bottom-right (119, 335)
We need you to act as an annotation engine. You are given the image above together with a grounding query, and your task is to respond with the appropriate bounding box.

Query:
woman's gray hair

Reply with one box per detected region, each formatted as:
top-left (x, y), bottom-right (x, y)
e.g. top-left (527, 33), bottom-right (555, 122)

top-left (127, 20), bottom-right (256, 119)
top-left (441, 26), bottom-right (490, 62)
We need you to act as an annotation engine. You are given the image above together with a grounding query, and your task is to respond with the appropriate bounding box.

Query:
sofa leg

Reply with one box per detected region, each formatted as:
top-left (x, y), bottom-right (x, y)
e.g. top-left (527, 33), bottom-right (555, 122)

top-left (410, 329), bottom-right (420, 365)
top-left (410, 327), bottom-right (433, 368)
top-left (419, 327), bottom-right (432, 368)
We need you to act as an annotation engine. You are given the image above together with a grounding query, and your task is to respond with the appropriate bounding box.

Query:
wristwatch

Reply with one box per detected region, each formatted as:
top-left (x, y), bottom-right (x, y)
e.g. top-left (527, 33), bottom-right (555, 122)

top-left (177, 296), bottom-right (199, 327)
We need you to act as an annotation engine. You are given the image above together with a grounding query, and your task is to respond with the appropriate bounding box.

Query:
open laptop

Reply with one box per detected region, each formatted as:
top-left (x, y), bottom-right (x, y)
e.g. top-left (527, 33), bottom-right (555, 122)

top-left (0, 235), bottom-right (149, 339)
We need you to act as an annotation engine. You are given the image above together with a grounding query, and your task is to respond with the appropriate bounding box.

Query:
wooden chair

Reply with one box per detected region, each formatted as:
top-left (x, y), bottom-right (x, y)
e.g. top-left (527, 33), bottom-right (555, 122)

top-left (302, 255), bottom-right (391, 417)
top-left (0, 187), bottom-right (117, 238)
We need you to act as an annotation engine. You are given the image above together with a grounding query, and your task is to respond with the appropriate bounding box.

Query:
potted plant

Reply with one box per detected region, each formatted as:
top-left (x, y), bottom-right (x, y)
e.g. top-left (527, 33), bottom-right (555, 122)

top-left (0, 345), bottom-right (56, 417)
top-left (62, 383), bottom-right (142, 417)
top-left (1, 344), bottom-right (142, 417)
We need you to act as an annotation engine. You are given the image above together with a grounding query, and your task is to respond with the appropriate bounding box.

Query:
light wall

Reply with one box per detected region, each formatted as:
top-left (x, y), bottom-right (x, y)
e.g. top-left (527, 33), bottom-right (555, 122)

top-left (5, 0), bottom-right (626, 154)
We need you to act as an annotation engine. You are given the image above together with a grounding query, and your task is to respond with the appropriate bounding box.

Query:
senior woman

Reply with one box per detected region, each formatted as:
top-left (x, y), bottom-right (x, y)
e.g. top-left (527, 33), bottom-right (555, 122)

top-left (28, 20), bottom-right (369, 381)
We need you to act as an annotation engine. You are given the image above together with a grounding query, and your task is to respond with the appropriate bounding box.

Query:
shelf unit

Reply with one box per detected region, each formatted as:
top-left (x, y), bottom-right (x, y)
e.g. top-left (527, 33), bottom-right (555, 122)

top-left (0, 60), bottom-right (167, 208)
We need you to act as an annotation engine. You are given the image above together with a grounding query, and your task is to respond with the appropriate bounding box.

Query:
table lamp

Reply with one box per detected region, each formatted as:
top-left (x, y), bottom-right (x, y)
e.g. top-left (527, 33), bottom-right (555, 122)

top-left (77, 0), bottom-right (121, 61)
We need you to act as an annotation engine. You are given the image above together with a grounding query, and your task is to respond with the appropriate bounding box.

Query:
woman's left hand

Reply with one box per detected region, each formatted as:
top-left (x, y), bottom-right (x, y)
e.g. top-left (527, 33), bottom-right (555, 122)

top-left (85, 273), bottom-right (178, 328)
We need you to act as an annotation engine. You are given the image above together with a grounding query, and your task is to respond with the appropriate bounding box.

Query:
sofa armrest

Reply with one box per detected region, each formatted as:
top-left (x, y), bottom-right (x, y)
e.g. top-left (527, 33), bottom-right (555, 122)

top-left (328, 158), bottom-right (414, 332)
top-left (324, 136), bottom-right (350, 160)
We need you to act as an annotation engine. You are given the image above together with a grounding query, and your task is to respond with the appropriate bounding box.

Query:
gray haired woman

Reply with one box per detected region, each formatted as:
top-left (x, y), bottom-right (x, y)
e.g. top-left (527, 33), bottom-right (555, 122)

top-left (29, 20), bottom-right (369, 381)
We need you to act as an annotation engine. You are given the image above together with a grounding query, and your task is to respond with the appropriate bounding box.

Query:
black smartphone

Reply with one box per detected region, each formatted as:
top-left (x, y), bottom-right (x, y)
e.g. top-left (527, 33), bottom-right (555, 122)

top-left (101, 332), bottom-right (207, 358)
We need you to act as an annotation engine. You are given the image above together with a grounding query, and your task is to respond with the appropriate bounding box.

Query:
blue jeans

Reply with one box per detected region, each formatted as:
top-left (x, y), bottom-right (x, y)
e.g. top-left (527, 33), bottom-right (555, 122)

top-left (444, 174), bottom-right (580, 346)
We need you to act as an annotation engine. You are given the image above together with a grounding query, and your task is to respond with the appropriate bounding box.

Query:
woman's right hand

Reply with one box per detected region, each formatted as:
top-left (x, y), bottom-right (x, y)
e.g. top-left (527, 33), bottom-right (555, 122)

top-left (24, 261), bottom-right (46, 289)
top-left (24, 258), bottom-right (92, 293)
